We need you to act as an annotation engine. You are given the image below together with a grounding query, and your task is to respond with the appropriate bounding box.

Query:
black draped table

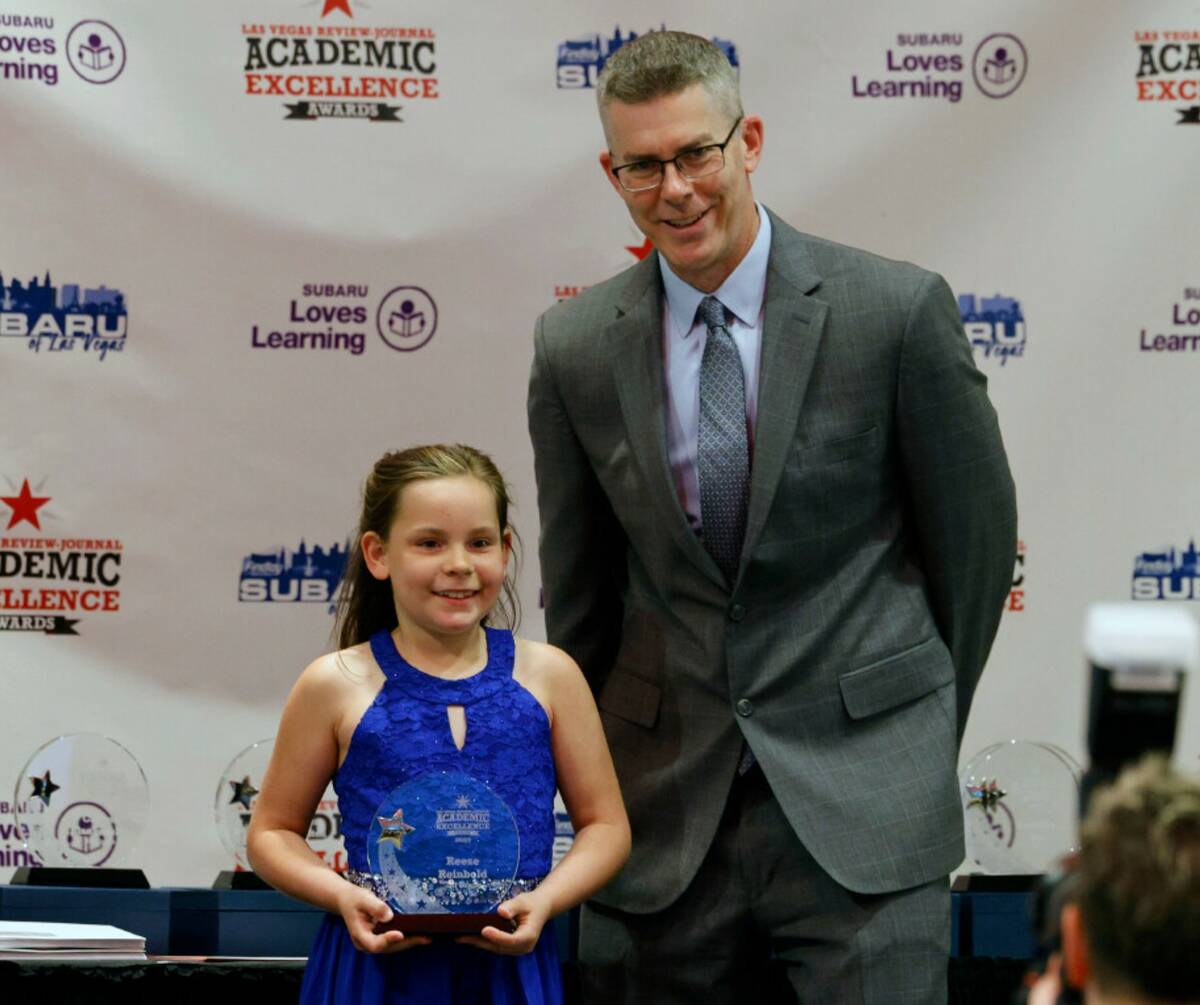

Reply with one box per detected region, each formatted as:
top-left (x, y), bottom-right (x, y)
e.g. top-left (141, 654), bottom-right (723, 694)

top-left (0, 883), bottom-right (1033, 1003)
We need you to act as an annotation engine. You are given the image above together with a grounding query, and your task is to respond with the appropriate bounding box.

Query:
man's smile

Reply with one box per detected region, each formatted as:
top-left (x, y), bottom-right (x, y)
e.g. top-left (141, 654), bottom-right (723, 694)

top-left (662, 207), bottom-right (711, 229)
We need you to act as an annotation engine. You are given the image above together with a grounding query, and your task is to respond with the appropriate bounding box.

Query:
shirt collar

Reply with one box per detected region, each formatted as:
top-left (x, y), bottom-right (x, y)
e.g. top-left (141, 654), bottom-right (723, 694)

top-left (659, 202), bottom-right (772, 340)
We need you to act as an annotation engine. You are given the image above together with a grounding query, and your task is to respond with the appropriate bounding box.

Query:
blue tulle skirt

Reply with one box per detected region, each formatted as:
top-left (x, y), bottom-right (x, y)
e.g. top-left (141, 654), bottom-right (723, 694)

top-left (299, 914), bottom-right (563, 1004)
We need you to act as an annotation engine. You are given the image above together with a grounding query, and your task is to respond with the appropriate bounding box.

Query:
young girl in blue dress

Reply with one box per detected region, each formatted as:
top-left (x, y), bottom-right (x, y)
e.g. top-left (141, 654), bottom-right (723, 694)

top-left (248, 444), bottom-right (630, 1004)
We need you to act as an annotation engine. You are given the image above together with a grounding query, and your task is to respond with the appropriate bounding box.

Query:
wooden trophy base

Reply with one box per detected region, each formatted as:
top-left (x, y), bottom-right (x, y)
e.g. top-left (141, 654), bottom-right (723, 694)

top-left (375, 912), bottom-right (512, 935)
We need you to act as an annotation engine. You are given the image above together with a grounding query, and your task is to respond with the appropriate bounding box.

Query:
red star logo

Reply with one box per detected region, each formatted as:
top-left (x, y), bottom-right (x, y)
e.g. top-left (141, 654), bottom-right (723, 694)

top-left (2, 479), bottom-right (51, 530)
top-left (626, 237), bottom-right (655, 261)
top-left (321, 0), bottom-right (353, 17)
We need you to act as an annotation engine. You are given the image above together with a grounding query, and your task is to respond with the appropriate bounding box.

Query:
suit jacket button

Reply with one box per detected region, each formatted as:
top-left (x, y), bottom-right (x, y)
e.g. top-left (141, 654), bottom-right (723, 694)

top-left (728, 603), bottom-right (746, 622)
top-left (736, 698), bottom-right (754, 717)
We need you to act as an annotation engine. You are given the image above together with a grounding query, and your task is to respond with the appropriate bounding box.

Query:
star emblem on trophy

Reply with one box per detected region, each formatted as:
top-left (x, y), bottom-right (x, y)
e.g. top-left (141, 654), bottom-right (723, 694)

top-left (29, 770), bottom-right (60, 806)
top-left (377, 808), bottom-right (417, 850)
top-left (966, 778), bottom-right (1007, 811)
top-left (228, 775), bottom-right (259, 811)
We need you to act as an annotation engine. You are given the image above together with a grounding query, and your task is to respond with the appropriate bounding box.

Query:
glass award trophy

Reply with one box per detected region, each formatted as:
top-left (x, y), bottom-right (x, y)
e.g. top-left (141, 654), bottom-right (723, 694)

top-left (959, 740), bottom-right (1082, 884)
top-left (214, 737), bottom-right (346, 888)
top-left (368, 771), bottom-right (520, 934)
top-left (12, 733), bottom-right (150, 887)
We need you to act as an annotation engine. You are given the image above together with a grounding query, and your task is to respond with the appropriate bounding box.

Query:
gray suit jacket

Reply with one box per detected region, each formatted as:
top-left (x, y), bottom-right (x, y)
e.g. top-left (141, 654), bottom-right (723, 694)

top-left (527, 209), bottom-right (1016, 911)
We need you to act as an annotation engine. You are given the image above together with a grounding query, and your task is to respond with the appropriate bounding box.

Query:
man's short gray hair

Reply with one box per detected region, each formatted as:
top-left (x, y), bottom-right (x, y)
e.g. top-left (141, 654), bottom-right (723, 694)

top-left (596, 31), bottom-right (742, 124)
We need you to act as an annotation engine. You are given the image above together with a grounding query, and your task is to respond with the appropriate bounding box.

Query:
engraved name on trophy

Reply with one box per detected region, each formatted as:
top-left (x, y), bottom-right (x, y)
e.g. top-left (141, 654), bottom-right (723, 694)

top-left (367, 771), bottom-right (519, 935)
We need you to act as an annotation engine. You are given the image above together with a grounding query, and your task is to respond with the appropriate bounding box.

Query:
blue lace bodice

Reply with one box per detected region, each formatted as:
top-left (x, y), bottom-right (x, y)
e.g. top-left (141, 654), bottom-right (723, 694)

top-left (334, 627), bottom-right (556, 879)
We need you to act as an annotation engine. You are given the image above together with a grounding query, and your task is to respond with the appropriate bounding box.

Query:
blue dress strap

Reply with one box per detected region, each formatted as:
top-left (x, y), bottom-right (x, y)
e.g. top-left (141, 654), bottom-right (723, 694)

top-left (367, 627), bottom-right (513, 704)
top-left (484, 625), bottom-right (516, 677)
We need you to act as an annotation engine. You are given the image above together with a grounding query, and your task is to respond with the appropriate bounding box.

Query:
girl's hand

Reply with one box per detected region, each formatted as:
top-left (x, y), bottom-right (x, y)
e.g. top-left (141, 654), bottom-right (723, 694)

top-left (457, 892), bottom-right (549, 956)
top-left (337, 884), bottom-right (432, 955)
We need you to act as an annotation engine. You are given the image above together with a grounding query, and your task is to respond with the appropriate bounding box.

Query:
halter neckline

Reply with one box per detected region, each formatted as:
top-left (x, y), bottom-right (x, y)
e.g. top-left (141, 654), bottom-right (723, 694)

top-left (368, 626), bottom-right (513, 705)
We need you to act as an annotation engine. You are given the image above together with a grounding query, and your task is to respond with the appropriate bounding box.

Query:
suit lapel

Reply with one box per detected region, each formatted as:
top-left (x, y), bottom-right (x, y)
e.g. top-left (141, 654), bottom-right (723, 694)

top-left (610, 254), bottom-right (725, 588)
top-left (739, 213), bottom-right (828, 580)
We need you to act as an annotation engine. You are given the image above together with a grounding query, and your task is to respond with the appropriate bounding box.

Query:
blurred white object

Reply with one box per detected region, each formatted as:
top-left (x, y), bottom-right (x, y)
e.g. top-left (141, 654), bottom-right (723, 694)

top-left (1084, 604), bottom-right (1200, 673)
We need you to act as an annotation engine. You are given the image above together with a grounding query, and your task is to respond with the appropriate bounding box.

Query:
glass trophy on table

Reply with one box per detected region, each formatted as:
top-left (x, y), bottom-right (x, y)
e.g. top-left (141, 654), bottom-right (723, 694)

top-left (12, 733), bottom-right (150, 888)
top-left (956, 739), bottom-right (1082, 891)
top-left (214, 736), bottom-right (346, 889)
top-left (367, 771), bottom-right (520, 934)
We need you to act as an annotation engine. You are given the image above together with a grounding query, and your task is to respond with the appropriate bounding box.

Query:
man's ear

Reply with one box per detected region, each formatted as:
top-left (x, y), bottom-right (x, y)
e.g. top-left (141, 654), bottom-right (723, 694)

top-left (1060, 903), bottom-right (1091, 990)
top-left (740, 115), bottom-right (764, 174)
top-left (599, 150), bottom-right (625, 198)
top-left (361, 531), bottom-right (390, 581)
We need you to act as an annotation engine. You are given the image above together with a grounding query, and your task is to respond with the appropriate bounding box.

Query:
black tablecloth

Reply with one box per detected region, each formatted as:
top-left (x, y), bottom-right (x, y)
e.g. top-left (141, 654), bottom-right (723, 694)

top-left (0, 955), bottom-right (1027, 1004)
top-left (0, 959), bottom-right (305, 1005)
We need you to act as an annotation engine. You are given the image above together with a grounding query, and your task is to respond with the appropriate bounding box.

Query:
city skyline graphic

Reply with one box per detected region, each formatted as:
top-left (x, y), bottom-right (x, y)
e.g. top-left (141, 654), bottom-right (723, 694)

top-left (557, 26), bottom-right (739, 77)
top-left (1, 270), bottom-right (127, 317)
top-left (239, 539), bottom-right (349, 603)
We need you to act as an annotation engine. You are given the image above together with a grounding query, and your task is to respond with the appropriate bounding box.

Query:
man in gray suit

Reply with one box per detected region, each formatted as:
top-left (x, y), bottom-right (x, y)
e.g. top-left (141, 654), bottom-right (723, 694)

top-left (527, 30), bottom-right (1016, 1004)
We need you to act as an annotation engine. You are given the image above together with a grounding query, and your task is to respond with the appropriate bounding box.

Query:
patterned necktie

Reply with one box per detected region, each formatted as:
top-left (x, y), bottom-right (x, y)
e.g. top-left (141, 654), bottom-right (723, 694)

top-left (697, 295), bottom-right (750, 586)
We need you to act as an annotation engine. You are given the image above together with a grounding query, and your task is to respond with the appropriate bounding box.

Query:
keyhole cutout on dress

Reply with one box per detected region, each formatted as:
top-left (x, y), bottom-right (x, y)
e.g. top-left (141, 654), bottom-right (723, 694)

top-left (447, 705), bottom-right (467, 752)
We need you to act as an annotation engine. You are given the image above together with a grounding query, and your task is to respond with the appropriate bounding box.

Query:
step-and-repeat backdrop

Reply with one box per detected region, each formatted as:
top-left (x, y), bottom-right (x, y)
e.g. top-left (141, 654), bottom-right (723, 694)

top-left (2, 0), bottom-right (1199, 885)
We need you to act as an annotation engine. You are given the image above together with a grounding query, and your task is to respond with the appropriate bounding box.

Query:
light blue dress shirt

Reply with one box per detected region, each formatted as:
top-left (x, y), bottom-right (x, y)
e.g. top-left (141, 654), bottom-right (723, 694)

top-left (659, 204), bottom-right (771, 531)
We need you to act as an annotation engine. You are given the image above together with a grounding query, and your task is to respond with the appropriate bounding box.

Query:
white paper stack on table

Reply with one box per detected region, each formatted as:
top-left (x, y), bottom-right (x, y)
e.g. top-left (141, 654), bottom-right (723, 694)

top-left (0, 920), bottom-right (146, 961)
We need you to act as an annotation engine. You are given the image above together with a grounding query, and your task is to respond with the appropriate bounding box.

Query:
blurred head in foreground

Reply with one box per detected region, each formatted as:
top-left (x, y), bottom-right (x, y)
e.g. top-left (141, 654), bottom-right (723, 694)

top-left (1062, 755), bottom-right (1200, 1004)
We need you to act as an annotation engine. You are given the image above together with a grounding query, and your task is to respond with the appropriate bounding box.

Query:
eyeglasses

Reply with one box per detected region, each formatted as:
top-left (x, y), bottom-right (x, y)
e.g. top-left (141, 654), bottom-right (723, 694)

top-left (610, 116), bottom-right (744, 193)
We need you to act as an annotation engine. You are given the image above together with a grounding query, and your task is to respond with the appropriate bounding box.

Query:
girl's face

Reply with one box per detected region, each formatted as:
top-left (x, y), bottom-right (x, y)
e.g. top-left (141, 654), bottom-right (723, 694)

top-left (363, 475), bottom-right (510, 640)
